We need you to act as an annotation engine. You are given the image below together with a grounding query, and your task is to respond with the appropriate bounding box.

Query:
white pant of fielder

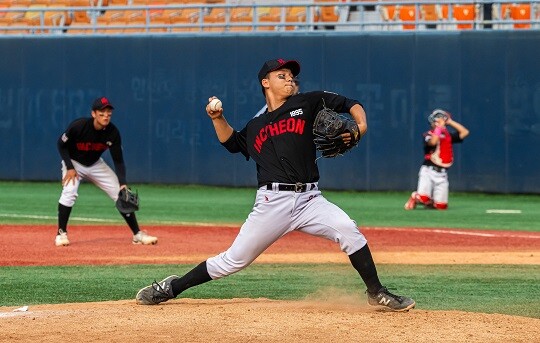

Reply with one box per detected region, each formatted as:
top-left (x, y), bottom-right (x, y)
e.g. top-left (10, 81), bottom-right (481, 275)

top-left (59, 158), bottom-right (120, 207)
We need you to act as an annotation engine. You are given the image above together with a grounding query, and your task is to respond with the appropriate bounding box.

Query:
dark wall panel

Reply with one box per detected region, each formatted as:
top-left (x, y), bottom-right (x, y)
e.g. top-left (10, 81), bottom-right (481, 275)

top-left (0, 31), bottom-right (539, 193)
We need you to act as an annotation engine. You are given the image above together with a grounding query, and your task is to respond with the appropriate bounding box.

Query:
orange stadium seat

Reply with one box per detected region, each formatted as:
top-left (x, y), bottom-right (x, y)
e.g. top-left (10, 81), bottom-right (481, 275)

top-left (229, 7), bottom-right (253, 32)
top-left (453, 4), bottom-right (476, 29)
top-left (0, 3), bottom-right (10, 19)
top-left (398, 5), bottom-right (417, 30)
top-left (491, 3), bottom-right (513, 29)
top-left (203, 6), bottom-right (225, 31)
top-left (108, 0), bottom-right (128, 5)
top-left (147, 7), bottom-right (173, 32)
top-left (69, 0), bottom-right (94, 24)
top-left (285, 6), bottom-right (309, 30)
top-left (438, 3), bottom-right (477, 30)
top-left (95, 8), bottom-right (125, 32)
top-left (315, 0), bottom-right (339, 23)
top-left (123, 10), bottom-right (148, 33)
top-left (421, 4), bottom-right (440, 28)
top-left (9, 0), bottom-right (33, 6)
top-left (23, 4), bottom-right (47, 27)
top-left (168, 6), bottom-right (201, 32)
top-left (0, 3), bottom-right (26, 34)
top-left (379, 5), bottom-right (398, 30)
top-left (510, 3), bottom-right (531, 29)
top-left (257, 6), bottom-right (285, 31)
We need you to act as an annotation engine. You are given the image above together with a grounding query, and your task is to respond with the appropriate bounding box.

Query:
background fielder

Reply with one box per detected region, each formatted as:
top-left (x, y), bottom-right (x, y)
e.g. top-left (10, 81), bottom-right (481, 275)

top-left (404, 109), bottom-right (470, 210)
top-left (136, 58), bottom-right (415, 311)
top-left (55, 97), bottom-right (157, 246)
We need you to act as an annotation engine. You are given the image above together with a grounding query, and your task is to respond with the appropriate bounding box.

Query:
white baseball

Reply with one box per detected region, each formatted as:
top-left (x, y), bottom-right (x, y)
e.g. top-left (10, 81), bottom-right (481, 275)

top-left (209, 98), bottom-right (222, 111)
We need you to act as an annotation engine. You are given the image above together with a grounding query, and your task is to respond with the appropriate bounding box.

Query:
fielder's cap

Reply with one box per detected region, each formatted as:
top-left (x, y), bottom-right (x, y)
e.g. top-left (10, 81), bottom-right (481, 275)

top-left (92, 97), bottom-right (114, 111)
top-left (258, 59), bottom-right (301, 82)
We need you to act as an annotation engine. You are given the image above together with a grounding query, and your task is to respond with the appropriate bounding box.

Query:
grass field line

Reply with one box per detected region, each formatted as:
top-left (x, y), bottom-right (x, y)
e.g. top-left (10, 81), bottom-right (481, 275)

top-left (0, 213), bottom-right (239, 227)
top-left (0, 213), bottom-right (114, 222)
top-left (367, 227), bottom-right (540, 239)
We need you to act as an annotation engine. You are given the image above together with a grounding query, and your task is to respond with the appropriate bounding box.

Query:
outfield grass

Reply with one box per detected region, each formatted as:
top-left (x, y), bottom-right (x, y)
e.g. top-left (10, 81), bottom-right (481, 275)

top-left (1, 181), bottom-right (539, 231)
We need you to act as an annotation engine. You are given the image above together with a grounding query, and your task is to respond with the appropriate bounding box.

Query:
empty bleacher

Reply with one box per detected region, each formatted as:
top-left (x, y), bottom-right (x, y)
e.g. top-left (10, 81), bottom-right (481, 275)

top-left (0, 0), bottom-right (539, 35)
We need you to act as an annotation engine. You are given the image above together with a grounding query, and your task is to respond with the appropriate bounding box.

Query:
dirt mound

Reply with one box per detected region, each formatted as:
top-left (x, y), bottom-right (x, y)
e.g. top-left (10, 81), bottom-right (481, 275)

top-left (1, 299), bottom-right (538, 343)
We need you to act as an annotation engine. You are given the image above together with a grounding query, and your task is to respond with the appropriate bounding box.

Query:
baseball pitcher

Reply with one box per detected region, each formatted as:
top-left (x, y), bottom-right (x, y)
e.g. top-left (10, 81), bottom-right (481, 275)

top-left (136, 59), bottom-right (415, 312)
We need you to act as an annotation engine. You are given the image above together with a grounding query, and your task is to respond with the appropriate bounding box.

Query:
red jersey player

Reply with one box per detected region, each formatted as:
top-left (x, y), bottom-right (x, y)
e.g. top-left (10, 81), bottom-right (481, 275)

top-left (404, 109), bottom-right (470, 210)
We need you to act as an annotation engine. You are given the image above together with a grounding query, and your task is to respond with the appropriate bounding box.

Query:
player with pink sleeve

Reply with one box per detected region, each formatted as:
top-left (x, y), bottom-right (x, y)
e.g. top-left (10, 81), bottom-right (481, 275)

top-left (404, 109), bottom-right (470, 210)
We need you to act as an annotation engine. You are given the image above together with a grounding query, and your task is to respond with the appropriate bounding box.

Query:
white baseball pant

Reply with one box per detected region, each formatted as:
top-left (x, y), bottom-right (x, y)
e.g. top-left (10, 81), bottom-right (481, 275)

top-left (206, 183), bottom-right (367, 279)
top-left (59, 158), bottom-right (120, 207)
top-left (417, 165), bottom-right (449, 205)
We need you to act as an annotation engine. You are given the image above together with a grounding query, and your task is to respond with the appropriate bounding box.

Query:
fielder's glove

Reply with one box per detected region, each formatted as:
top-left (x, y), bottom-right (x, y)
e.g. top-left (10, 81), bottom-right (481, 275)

top-left (116, 187), bottom-right (139, 214)
top-left (313, 107), bottom-right (361, 158)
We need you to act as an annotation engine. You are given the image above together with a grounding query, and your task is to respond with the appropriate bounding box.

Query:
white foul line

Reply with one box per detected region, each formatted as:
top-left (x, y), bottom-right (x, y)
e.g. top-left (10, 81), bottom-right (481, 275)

top-left (365, 227), bottom-right (540, 239)
top-left (0, 213), bottom-right (238, 227)
top-left (0, 213), bottom-right (114, 223)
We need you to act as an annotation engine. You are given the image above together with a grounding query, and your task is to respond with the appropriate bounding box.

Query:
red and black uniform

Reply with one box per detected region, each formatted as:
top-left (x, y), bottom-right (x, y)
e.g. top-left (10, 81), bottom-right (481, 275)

top-left (58, 117), bottom-right (126, 185)
top-left (222, 91), bottom-right (361, 187)
top-left (422, 127), bottom-right (464, 171)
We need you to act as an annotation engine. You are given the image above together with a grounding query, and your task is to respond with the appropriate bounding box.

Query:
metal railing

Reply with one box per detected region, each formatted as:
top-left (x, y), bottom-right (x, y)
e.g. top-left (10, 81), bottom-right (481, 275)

top-left (1, 1), bottom-right (539, 36)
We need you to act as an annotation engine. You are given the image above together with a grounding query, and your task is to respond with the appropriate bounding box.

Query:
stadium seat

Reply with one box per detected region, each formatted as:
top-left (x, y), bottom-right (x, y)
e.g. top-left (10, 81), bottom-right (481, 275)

top-left (229, 7), bottom-right (253, 31)
top-left (315, 0), bottom-right (339, 23)
top-left (438, 3), bottom-right (478, 30)
top-left (108, 0), bottom-right (128, 5)
top-left (96, 9), bottom-right (124, 23)
top-left (0, 3), bottom-right (27, 34)
top-left (95, 8), bottom-right (125, 32)
top-left (441, 4), bottom-right (477, 30)
top-left (421, 4), bottom-right (440, 29)
top-left (379, 5), bottom-right (398, 30)
top-left (398, 5), bottom-right (417, 30)
top-left (123, 10), bottom-right (148, 33)
top-left (203, 6), bottom-right (225, 31)
top-left (9, 0), bottom-right (33, 6)
top-left (23, 4), bottom-right (47, 28)
top-left (491, 3), bottom-right (513, 29)
top-left (453, 4), bottom-right (477, 29)
top-left (168, 6), bottom-right (202, 32)
top-left (0, 3), bottom-right (10, 20)
top-left (257, 6), bottom-right (283, 31)
top-left (509, 3), bottom-right (531, 29)
top-left (69, 0), bottom-right (94, 24)
top-left (285, 6), bottom-right (311, 31)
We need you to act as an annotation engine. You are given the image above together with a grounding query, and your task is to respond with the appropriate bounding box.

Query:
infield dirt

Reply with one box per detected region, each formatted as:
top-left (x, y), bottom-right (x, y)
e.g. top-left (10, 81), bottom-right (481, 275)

top-left (1, 225), bottom-right (539, 342)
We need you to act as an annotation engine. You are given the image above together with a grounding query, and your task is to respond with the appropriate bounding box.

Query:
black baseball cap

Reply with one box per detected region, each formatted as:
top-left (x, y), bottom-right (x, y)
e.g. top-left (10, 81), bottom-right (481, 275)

top-left (91, 97), bottom-right (114, 111)
top-left (258, 59), bottom-right (301, 82)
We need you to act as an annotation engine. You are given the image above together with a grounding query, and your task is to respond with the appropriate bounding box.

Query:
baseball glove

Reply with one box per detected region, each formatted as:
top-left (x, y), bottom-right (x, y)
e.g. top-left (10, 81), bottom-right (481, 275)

top-left (313, 107), bottom-right (361, 158)
top-left (116, 188), bottom-right (139, 214)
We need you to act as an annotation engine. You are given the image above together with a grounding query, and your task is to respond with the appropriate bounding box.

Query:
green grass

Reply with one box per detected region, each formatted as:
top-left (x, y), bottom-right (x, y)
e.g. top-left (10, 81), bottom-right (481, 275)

top-left (1, 181), bottom-right (539, 231)
top-left (1, 264), bottom-right (538, 318)
top-left (0, 181), bottom-right (539, 318)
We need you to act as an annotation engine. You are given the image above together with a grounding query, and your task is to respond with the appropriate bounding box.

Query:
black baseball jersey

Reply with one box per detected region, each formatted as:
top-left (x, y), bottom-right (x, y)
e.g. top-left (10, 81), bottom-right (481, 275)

top-left (222, 91), bottom-right (362, 187)
top-left (57, 117), bottom-right (127, 185)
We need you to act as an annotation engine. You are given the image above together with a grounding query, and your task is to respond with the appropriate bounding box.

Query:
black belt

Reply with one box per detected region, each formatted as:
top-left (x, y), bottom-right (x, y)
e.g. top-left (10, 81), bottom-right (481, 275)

top-left (428, 165), bottom-right (446, 172)
top-left (266, 183), bottom-right (315, 193)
